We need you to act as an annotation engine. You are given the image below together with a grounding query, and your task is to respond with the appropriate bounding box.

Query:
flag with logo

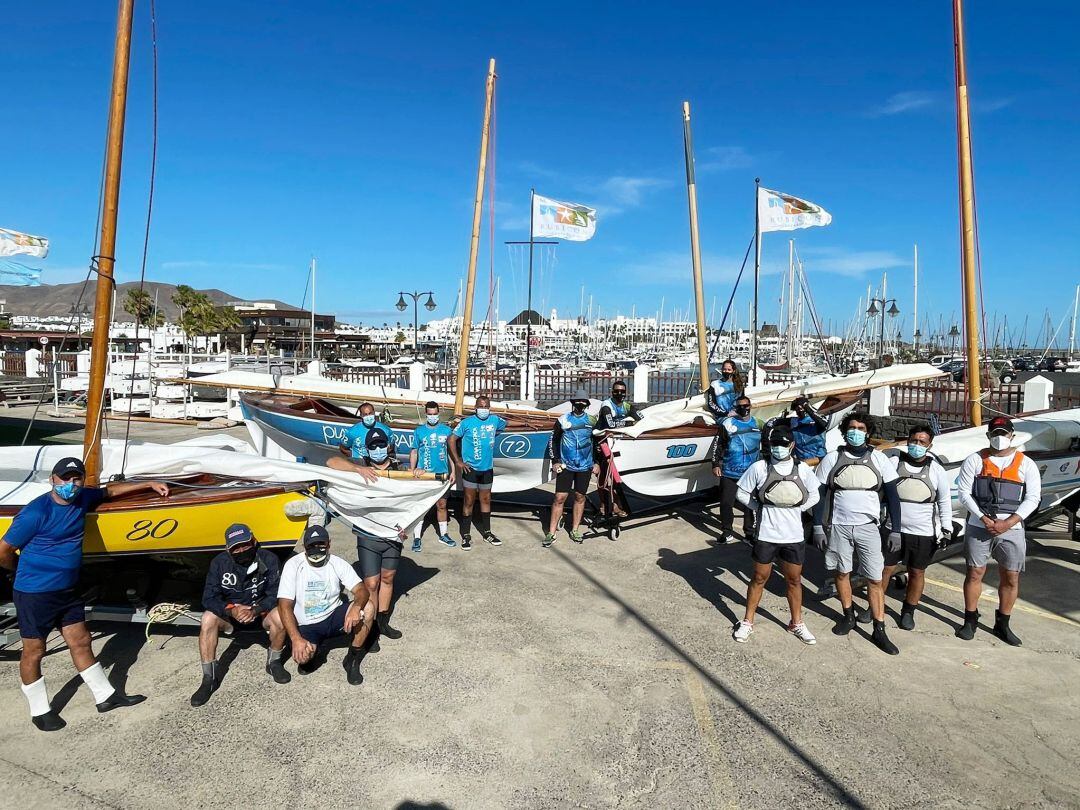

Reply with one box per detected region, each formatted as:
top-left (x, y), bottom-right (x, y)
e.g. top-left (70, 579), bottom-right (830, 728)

top-left (757, 187), bottom-right (832, 233)
top-left (0, 227), bottom-right (49, 259)
top-left (531, 194), bottom-right (597, 242)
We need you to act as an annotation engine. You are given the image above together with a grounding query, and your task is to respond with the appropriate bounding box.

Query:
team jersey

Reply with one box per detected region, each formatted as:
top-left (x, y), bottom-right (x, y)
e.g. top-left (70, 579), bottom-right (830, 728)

top-left (412, 423), bottom-right (452, 474)
top-left (341, 419), bottom-right (394, 459)
top-left (453, 414), bottom-right (507, 472)
top-left (549, 411), bottom-right (597, 472)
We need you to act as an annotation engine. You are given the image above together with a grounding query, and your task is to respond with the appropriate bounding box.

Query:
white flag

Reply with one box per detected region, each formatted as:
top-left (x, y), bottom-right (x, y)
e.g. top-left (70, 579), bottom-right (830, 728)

top-left (757, 187), bottom-right (832, 233)
top-left (531, 194), bottom-right (597, 242)
top-left (0, 227), bottom-right (49, 259)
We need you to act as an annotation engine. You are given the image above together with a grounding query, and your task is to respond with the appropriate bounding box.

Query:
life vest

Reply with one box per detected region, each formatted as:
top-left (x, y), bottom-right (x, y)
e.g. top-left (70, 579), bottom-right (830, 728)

top-left (755, 459), bottom-right (809, 508)
top-left (721, 416), bottom-right (761, 479)
top-left (556, 412), bottom-right (596, 472)
top-left (895, 458), bottom-right (936, 504)
top-left (791, 414), bottom-right (826, 460)
top-left (601, 398), bottom-right (634, 429)
top-left (821, 448), bottom-right (883, 528)
top-left (972, 450), bottom-right (1027, 515)
top-left (709, 379), bottom-right (737, 416)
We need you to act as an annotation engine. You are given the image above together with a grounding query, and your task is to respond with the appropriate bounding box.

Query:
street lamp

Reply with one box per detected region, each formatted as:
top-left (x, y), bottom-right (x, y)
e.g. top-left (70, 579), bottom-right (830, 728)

top-left (948, 323), bottom-right (960, 356)
top-left (867, 297), bottom-right (900, 362)
top-left (396, 291), bottom-right (436, 355)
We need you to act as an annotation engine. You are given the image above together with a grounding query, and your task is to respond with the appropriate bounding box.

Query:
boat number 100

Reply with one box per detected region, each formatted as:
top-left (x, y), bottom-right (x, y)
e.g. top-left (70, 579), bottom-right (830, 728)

top-left (126, 518), bottom-right (179, 542)
top-left (665, 444), bottom-right (697, 459)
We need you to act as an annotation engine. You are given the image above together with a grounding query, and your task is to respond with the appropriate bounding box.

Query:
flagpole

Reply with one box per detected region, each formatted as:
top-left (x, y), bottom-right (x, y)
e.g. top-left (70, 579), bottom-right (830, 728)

top-left (454, 57), bottom-right (496, 416)
top-left (681, 102), bottom-right (710, 392)
top-left (751, 178), bottom-right (762, 386)
top-left (525, 187), bottom-right (535, 399)
top-left (913, 243), bottom-right (919, 355)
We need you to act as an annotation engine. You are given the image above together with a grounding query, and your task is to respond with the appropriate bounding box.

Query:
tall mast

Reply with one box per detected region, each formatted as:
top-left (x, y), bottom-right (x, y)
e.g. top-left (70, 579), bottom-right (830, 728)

top-left (751, 178), bottom-right (762, 385)
top-left (913, 243), bottom-right (919, 354)
top-left (83, 0), bottom-right (135, 484)
top-left (1069, 284), bottom-right (1079, 358)
top-left (454, 58), bottom-right (496, 415)
top-left (310, 256), bottom-right (317, 362)
top-left (681, 102), bottom-right (710, 391)
top-left (953, 0), bottom-right (983, 425)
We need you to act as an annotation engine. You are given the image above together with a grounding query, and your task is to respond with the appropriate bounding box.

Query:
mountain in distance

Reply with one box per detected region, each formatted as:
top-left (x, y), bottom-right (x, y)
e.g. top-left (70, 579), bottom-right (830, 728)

top-left (0, 280), bottom-right (296, 321)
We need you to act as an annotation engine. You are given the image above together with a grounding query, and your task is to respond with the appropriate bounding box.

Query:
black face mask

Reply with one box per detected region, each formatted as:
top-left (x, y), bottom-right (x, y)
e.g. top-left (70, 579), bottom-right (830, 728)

top-left (305, 546), bottom-right (330, 567)
top-left (735, 405), bottom-right (751, 417)
top-left (572, 403), bottom-right (587, 415)
top-left (721, 371), bottom-right (733, 380)
top-left (612, 392), bottom-right (626, 402)
top-left (231, 547), bottom-right (257, 567)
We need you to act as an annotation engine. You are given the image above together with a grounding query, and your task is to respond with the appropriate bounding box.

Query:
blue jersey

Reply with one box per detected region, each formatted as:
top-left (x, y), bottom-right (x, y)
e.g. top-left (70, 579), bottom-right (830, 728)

top-left (721, 415), bottom-right (762, 479)
top-left (413, 423), bottom-right (452, 474)
top-left (3, 487), bottom-right (106, 593)
top-left (341, 420), bottom-right (393, 459)
top-left (452, 414), bottom-right (506, 472)
top-left (550, 412), bottom-right (596, 472)
top-left (708, 379), bottom-right (738, 417)
top-left (790, 413), bottom-right (827, 460)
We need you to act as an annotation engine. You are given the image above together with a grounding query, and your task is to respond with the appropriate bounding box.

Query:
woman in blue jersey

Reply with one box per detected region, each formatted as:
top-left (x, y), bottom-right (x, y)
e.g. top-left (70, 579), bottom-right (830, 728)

top-left (705, 358), bottom-right (744, 420)
top-left (710, 395), bottom-right (763, 544)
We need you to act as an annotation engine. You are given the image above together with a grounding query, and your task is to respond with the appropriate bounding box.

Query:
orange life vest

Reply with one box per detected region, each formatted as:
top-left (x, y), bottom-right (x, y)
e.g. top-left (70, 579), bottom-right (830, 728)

top-left (972, 449), bottom-right (1027, 515)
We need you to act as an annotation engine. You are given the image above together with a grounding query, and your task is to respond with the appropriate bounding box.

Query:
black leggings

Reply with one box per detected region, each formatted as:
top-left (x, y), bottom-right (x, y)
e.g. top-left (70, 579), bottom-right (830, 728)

top-left (718, 476), bottom-right (755, 535)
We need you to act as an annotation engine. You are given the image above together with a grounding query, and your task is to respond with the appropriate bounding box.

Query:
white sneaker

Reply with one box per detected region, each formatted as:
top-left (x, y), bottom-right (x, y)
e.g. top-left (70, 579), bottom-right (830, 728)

top-left (732, 620), bottom-right (754, 643)
top-left (788, 622), bottom-right (817, 645)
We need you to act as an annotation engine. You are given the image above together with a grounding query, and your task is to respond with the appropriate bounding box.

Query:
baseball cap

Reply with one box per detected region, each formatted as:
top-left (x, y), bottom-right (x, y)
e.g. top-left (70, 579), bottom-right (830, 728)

top-left (570, 388), bottom-right (590, 404)
top-left (224, 523), bottom-right (254, 549)
top-left (51, 457), bottom-right (86, 479)
top-left (303, 524), bottom-right (330, 548)
top-left (365, 427), bottom-right (390, 449)
top-left (768, 424), bottom-right (794, 446)
top-left (987, 416), bottom-right (1014, 436)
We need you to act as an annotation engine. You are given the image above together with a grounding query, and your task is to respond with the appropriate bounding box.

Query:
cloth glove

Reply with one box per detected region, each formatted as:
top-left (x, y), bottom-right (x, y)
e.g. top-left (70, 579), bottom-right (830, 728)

top-left (936, 529), bottom-right (952, 551)
top-left (811, 525), bottom-right (828, 551)
top-left (887, 531), bottom-right (903, 553)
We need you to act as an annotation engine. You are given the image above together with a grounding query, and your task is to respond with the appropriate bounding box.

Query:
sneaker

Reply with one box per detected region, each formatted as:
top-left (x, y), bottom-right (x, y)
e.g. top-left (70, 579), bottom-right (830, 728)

top-left (788, 622), bottom-right (817, 645)
top-left (484, 533), bottom-right (502, 546)
top-left (461, 534), bottom-right (472, 550)
top-left (411, 538), bottom-right (422, 553)
top-left (438, 533), bottom-right (457, 548)
top-left (715, 531), bottom-right (733, 545)
top-left (266, 659), bottom-right (291, 685)
top-left (732, 620), bottom-right (754, 643)
top-left (542, 532), bottom-right (557, 548)
top-left (569, 529), bottom-right (584, 544)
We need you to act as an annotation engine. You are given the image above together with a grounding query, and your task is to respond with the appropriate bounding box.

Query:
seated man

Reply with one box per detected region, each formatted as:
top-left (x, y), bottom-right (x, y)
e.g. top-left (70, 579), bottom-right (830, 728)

top-left (190, 523), bottom-right (290, 708)
top-left (277, 524), bottom-right (375, 685)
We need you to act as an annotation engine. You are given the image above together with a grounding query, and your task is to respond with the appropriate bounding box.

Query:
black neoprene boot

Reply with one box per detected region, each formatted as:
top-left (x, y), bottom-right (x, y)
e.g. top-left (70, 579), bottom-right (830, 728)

top-left (855, 604), bottom-right (873, 624)
top-left (956, 610), bottom-right (979, 641)
top-left (343, 649), bottom-right (364, 685)
top-left (832, 606), bottom-right (857, 636)
top-left (993, 610), bottom-right (1022, 646)
top-left (898, 602), bottom-right (917, 631)
top-left (31, 710), bottom-right (66, 732)
top-left (377, 611), bottom-right (403, 640)
top-left (871, 620), bottom-right (900, 655)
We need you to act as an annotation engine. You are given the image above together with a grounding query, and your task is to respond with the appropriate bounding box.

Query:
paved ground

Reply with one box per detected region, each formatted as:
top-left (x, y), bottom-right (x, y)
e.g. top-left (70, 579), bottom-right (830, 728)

top-left (0, 410), bottom-right (1078, 808)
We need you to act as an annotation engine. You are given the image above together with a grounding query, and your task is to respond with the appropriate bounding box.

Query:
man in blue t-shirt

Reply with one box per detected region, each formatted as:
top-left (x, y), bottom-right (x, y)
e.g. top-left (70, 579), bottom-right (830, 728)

top-left (0, 457), bottom-right (170, 732)
top-left (409, 401), bottom-right (457, 552)
top-left (327, 401), bottom-right (386, 483)
top-left (448, 395), bottom-right (506, 550)
top-left (709, 395), bottom-right (763, 544)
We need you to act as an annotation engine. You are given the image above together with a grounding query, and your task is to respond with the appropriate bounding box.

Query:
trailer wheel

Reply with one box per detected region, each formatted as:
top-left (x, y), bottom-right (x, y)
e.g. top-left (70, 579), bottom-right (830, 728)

top-left (608, 524), bottom-right (621, 541)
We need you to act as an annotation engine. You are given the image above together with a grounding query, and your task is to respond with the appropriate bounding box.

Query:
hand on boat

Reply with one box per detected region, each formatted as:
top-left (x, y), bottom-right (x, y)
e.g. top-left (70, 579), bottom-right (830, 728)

top-left (592, 464), bottom-right (600, 476)
top-left (150, 482), bottom-right (170, 498)
top-left (711, 466), bottom-right (721, 477)
top-left (355, 466), bottom-right (380, 483)
top-left (411, 467), bottom-right (425, 479)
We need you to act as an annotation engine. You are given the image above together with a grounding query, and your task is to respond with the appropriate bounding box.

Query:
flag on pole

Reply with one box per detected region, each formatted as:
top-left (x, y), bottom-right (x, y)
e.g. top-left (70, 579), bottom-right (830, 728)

top-left (0, 260), bottom-right (43, 286)
top-left (757, 187), bottom-right (832, 232)
top-left (532, 194), bottom-right (597, 242)
top-left (0, 227), bottom-right (49, 259)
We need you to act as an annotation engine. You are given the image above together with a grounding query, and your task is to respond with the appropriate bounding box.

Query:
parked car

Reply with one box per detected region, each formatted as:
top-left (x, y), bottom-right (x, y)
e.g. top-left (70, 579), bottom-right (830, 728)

top-left (1037, 356), bottom-right (1069, 373)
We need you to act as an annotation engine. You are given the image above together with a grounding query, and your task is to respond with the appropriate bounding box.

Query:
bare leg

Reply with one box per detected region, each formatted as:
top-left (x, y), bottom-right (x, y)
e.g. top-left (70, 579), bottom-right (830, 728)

top-left (19, 637), bottom-right (46, 685)
top-left (905, 568), bottom-right (926, 605)
top-left (262, 608), bottom-right (286, 652)
top-left (548, 492), bottom-right (568, 535)
top-left (963, 565), bottom-right (986, 612)
top-left (198, 611), bottom-right (228, 662)
top-left (835, 572), bottom-right (853, 609)
top-left (378, 569), bottom-right (396, 613)
top-left (867, 579), bottom-right (885, 622)
top-left (743, 561), bottom-right (772, 623)
top-left (350, 596), bottom-right (376, 649)
top-left (781, 561), bottom-right (804, 625)
top-left (363, 575), bottom-right (380, 618)
top-left (59, 621), bottom-right (96, 673)
top-left (436, 497), bottom-right (448, 525)
top-left (998, 569), bottom-right (1020, 614)
top-left (570, 491), bottom-right (587, 531)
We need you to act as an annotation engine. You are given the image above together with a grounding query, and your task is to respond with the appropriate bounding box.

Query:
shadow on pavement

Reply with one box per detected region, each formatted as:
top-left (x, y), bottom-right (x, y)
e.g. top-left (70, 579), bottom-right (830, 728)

top-left (50, 626), bottom-right (148, 712)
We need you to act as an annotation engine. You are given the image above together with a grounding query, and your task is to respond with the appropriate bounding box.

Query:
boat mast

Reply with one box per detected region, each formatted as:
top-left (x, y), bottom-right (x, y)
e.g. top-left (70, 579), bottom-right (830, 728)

top-left (913, 243), bottom-right (919, 356)
top-left (310, 256), bottom-right (316, 362)
top-left (681, 102), bottom-right (710, 391)
top-left (751, 178), bottom-right (762, 385)
top-left (84, 0), bottom-right (135, 484)
top-left (1069, 283), bottom-right (1079, 358)
top-left (454, 58), bottom-right (496, 415)
top-left (953, 0), bottom-right (983, 425)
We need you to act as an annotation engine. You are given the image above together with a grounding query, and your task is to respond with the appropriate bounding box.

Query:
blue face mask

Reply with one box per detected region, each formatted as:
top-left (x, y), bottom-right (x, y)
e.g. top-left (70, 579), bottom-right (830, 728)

top-left (426, 414), bottom-right (440, 426)
top-left (907, 443), bottom-right (928, 460)
top-left (475, 408), bottom-right (490, 420)
top-left (368, 447), bottom-right (389, 463)
top-left (54, 481), bottom-right (81, 500)
top-left (770, 445), bottom-right (792, 461)
top-left (361, 415), bottom-right (376, 428)
top-left (845, 429), bottom-right (867, 447)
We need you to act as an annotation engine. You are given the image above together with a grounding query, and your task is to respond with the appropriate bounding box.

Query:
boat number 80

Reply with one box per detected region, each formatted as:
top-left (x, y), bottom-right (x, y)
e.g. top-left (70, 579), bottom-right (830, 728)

top-left (126, 518), bottom-right (180, 542)
top-left (665, 444), bottom-right (697, 459)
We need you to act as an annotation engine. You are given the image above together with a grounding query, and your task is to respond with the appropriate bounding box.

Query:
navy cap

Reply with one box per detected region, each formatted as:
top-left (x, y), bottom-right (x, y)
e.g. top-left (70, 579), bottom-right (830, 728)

top-left (768, 424), bottom-right (794, 445)
top-left (988, 416), bottom-right (1014, 435)
top-left (224, 523), bottom-right (254, 549)
top-left (365, 427), bottom-right (390, 449)
top-left (51, 457), bottom-right (86, 479)
top-left (303, 524), bottom-right (330, 548)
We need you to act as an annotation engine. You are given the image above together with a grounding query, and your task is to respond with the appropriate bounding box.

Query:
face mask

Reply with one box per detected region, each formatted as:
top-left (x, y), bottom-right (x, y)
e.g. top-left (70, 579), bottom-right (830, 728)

top-left (305, 546), bottom-right (329, 567)
top-left (53, 481), bottom-right (81, 501)
top-left (426, 414), bottom-right (440, 426)
top-left (735, 405), bottom-right (751, 418)
top-left (612, 392), bottom-right (625, 403)
top-left (906, 444), bottom-right (928, 460)
top-left (476, 408), bottom-right (490, 420)
top-left (368, 446), bottom-right (389, 463)
top-left (572, 403), bottom-right (587, 415)
top-left (231, 547), bottom-right (257, 567)
top-left (845, 429), bottom-right (867, 447)
top-left (361, 415), bottom-right (376, 428)
top-left (989, 435), bottom-right (1010, 451)
top-left (721, 371), bottom-right (733, 381)
top-left (770, 445), bottom-right (791, 461)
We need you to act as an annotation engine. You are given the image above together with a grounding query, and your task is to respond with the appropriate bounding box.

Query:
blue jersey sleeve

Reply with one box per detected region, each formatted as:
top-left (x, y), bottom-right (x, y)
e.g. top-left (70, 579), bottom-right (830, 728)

top-left (83, 487), bottom-right (106, 509)
top-left (494, 416), bottom-right (508, 433)
top-left (452, 419), bottom-right (468, 438)
top-left (1, 497), bottom-right (46, 550)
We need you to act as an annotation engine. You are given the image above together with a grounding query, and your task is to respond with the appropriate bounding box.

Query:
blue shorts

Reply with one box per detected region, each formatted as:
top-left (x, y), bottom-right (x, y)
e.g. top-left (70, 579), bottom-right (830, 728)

top-left (14, 588), bottom-right (85, 640)
top-left (297, 601), bottom-right (350, 645)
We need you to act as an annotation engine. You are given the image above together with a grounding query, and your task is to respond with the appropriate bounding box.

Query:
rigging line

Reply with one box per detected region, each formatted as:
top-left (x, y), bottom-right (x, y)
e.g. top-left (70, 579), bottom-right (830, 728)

top-left (792, 244), bottom-right (834, 373)
top-left (121, 0), bottom-right (159, 477)
top-left (485, 78), bottom-right (497, 354)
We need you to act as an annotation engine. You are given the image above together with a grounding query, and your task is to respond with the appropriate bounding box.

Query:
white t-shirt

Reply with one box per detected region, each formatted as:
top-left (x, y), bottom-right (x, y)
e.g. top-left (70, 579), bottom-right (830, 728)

top-left (815, 448), bottom-right (898, 526)
top-left (889, 457), bottom-right (953, 536)
top-left (956, 450), bottom-right (1042, 527)
top-left (277, 554), bottom-right (360, 626)
top-left (736, 458), bottom-right (821, 544)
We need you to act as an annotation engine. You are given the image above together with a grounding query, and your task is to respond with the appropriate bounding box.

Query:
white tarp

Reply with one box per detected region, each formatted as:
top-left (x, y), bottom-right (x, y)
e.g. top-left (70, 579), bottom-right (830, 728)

top-left (0, 438), bottom-right (450, 537)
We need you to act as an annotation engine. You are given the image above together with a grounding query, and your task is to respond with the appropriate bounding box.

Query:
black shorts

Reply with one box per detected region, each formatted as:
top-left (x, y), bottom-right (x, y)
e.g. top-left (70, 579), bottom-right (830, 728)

top-left (297, 601), bottom-right (350, 645)
top-left (462, 468), bottom-right (494, 490)
top-left (883, 532), bottom-right (936, 569)
top-left (555, 468), bottom-right (592, 495)
top-left (751, 540), bottom-right (806, 566)
top-left (13, 588), bottom-right (85, 640)
top-left (356, 533), bottom-right (403, 578)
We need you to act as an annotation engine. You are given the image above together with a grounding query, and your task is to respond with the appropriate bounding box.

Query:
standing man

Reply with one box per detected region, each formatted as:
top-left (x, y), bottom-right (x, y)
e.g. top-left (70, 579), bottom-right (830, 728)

top-left (593, 379), bottom-right (641, 523)
top-left (732, 424), bottom-right (821, 645)
top-left (544, 390), bottom-right (598, 547)
top-left (769, 396), bottom-right (829, 462)
top-left (954, 416), bottom-right (1040, 645)
top-left (410, 400), bottom-right (457, 552)
top-left (449, 394), bottom-right (506, 549)
top-left (190, 523), bottom-right (290, 708)
top-left (0, 457), bottom-right (168, 732)
top-left (339, 402), bottom-right (396, 462)
top-left (710, 395), bottom-right (763, 544)
top-left (811, 413), bottom-right (902, 655)
top-left (277, 525), bottom-right (374, 685)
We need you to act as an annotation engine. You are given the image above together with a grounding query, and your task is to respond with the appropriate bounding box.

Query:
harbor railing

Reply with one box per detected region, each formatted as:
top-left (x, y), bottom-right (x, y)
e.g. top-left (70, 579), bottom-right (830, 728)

top-left (424, 368), bottom-right (518, 400)
top-left (890, 379), bottom-right (1024, 425)
top-left (324, 364), bottom-right (408, 388)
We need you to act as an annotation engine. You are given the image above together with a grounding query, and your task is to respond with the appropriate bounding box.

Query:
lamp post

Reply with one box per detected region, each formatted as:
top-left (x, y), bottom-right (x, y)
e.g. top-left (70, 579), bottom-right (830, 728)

top-left (866, 297), bottom-right (900, 362)
top-left (948, 323), bottom-right (960, 356)
top-left (914, 327), bottom-right (922, 358)
top-left (396, 291), bottom-right (436, 356)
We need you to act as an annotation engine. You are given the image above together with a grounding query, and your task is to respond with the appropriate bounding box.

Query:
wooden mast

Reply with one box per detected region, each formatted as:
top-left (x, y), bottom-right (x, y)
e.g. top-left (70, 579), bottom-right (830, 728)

top-left (83, 0), bottom-right (135, 484)
top-left (681, 102), bottom-right (710, 391)
top-left (454, 58), bottom-right (496, 416)
top-left (953, 0), bottom-right (983, 425)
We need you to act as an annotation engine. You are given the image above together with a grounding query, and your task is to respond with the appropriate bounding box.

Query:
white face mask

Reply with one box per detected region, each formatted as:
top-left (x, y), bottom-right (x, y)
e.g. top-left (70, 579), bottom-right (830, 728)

top-left (989, 434), bottom-right (1011, 451)
top-left (426, 414), bottom-right (440, 426)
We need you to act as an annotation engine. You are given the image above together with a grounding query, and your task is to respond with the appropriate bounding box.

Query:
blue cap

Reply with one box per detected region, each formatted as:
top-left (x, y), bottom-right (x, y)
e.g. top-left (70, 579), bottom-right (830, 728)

top-left (224, 523), bottom-right (253, 549)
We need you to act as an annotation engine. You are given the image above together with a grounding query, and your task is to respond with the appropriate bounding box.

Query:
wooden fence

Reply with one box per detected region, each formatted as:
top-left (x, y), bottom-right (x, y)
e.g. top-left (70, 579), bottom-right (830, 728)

top-left (425, 368), bottom-right (518, 400)
top-left (890, 380), bottom-right (1024, 425)
top-left (324, 364), bottom-right (407, 388)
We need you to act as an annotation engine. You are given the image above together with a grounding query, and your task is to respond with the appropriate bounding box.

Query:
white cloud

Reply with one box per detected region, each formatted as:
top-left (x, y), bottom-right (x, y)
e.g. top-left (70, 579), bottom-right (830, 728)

top-left (976, 97), bottom-right (1014, 113)
top-left (871, 91), bottom-right (934, 116)
top-left (798, 247), bottom-right (908, 278)
top-left (700, 145), bottom-right (754, 172)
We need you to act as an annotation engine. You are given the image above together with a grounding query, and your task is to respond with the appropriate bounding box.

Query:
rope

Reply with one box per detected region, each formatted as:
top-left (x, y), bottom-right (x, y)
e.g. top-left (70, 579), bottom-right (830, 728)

top-left (145, 601), bottom-right (198, 647)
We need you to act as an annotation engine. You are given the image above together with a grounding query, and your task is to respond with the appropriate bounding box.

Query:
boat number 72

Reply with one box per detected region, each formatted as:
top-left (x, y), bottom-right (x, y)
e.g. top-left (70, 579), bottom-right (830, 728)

top-left (126, 518), bottom-right (180, 542)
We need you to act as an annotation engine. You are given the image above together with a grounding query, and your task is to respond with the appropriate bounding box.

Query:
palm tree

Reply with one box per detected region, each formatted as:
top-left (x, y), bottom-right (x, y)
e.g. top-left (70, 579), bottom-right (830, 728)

top-left (123, 288), bottom-right (165, 328)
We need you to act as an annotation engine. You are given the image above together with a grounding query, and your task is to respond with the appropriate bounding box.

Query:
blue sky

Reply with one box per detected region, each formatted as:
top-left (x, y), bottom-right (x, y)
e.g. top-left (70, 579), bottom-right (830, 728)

top-left (4, 1), bottom-right (1078, 344)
